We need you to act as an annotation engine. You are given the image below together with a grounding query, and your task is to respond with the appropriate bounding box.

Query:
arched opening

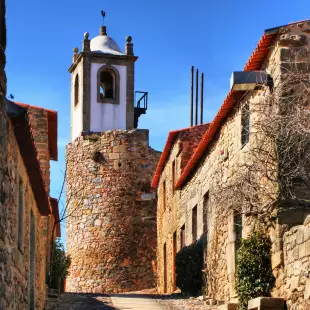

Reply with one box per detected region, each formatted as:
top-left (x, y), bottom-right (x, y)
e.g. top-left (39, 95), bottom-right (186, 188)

top-left (74, 74), bottom-right (79, 107)
top-left (99, 70), bottom-right (115, 100)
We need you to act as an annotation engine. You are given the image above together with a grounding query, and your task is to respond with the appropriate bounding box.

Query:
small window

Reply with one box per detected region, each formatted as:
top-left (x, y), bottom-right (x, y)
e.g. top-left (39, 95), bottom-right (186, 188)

top-left (192, 205), bottom-right (197, 242)
top-left (74, 74), bottom-right (79, 107)
top-left (241, 102), bottom-right (250, 147)
top-left (180, 224), bottom-right (185, 249)
top-left (18, 178), bottom-right (24, 251)
top-left (99, 70), bottom-right (114, 100)
top-left (163, 180), bottom-right (167, 210)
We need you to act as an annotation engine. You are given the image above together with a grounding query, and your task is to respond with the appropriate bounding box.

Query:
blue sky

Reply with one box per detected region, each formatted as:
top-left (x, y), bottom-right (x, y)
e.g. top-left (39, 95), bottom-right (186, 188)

top-left (5, 0), bottom-right (310, 241)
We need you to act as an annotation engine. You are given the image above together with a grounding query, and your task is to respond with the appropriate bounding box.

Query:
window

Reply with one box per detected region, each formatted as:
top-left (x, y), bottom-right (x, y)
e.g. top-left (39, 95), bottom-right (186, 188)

top-left (172, 160), bottom-right (176, 195)
top-left (180, 224), bottom-right (185, 249)
top-left (234, 212), bottom-right (242, 255)
top-left (163, 180), bottom-right (167, 210)
top-left (74, 74), bottom-right (79, 107)
top-left (241, 102), bottom-right (250, 147)
top-left (18, 178), bottom-right (24, 251)
top-left (99, 70), bottom-right (114, 100)
top-left (192, 205), bottom-right (197, 242)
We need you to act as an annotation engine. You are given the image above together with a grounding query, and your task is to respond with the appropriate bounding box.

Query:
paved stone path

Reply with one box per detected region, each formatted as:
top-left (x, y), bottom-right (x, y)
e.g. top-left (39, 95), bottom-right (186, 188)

top-left (110, 294), bottom-right (164, 309)
top-left (46, 291), bottom-right (209, 309)
top-left (46, 293), bottom-right (114, 309)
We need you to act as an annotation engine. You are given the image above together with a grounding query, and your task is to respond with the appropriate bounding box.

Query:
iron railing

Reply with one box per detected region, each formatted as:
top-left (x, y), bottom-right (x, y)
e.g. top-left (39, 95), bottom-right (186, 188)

top-left (135, 91), bottom-right (148, 110)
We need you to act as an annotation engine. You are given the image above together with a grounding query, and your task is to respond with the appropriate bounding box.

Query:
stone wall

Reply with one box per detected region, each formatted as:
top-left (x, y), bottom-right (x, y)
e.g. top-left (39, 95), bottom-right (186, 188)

top-left (156, 21), bottom-right (310, 307)
top-left (66, 129), bottom-right (161, 293)
top-left (0, 115), bottom-right (49, 309)
top-left (282, 216), bottom-right (310, 309)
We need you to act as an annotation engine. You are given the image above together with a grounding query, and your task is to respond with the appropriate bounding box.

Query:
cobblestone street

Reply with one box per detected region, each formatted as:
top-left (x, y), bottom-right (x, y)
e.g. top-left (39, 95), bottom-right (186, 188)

top-left (45, 292), bottom-right (209, 310)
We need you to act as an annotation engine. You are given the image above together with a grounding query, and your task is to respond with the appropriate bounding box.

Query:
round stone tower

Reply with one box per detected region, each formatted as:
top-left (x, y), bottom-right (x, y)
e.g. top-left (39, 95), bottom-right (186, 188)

top-left (66, 18), bottom-right (160, 293)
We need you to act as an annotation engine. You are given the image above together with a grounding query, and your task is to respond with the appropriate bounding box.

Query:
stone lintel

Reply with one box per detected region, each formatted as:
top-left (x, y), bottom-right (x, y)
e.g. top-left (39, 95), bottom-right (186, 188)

top-left (248, 297), bottom-right (284, 310)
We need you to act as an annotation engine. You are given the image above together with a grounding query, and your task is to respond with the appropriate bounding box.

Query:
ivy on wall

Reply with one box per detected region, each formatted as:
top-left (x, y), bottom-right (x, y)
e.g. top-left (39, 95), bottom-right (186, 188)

top-left (236, 232), bottom-right (275, 310)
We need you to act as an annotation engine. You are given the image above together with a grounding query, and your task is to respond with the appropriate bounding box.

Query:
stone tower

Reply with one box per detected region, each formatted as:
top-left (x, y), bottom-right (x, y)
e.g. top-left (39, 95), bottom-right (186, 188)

top-left (66, 20), bottom-right (161, 293)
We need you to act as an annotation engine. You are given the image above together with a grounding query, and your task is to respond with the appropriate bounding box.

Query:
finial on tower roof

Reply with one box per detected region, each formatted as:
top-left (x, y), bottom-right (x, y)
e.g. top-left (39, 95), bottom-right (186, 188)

top-left (100, 10), bottom-right (107, 36)
top-left (101, 10), bottom-right (106, 25)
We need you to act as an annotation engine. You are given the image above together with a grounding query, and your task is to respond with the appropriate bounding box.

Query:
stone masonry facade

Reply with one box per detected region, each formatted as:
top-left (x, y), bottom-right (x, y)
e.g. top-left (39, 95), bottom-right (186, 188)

top-left (0, 111), bottom-right (51, 309)
top-left (66, 129), bottom-right (161, 293)
top-left (156, 21), bottom-right (310, 308)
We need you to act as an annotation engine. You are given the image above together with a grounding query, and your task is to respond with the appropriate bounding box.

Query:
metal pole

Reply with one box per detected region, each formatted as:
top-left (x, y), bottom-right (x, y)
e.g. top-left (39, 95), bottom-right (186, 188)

top-left (195, 69), bottom-right (199, 125)
top-left (190, 66), bottom-right (194, 127)
top-left (200, 73), bottom-right (204, 124)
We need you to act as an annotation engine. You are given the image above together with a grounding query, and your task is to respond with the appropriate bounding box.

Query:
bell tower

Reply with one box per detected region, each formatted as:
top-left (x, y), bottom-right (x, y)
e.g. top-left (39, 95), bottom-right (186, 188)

top-left (69, 23), bottom-right (138, 141)
top-left (66, 15), bottom-right (160, 294)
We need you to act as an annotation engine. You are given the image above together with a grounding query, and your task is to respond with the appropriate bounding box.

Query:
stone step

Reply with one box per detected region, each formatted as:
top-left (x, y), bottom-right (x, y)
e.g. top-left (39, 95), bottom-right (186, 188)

top-left (110, 296), bottom-right (164, 310)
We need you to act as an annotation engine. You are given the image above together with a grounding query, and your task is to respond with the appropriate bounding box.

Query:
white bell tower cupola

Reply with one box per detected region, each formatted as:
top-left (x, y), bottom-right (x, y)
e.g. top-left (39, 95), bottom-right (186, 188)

top-left (69, 17), bottom-right (144, 142)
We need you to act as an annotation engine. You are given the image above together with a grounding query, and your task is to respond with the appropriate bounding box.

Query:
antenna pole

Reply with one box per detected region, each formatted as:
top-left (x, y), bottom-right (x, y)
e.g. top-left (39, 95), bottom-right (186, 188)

top-left (195, 69), bottom-right (199, 126)
top-left (190, 66), bottom-right (194, 127)
top-left (200, 73), bottom-right (204, 124)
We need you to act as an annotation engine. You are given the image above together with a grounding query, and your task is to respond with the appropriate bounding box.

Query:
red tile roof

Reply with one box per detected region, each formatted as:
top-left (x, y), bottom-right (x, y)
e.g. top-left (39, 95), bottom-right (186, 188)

top-left (174, 28), bottom-right (282, 189)
top-left (14, 102), bottom-right (58, 160)
top-left (153, 21), bottom-right (300, 189)
top-left (50, 197), bottom-right (61, 238)
top-left (151, 124), bottom-right (209, 188)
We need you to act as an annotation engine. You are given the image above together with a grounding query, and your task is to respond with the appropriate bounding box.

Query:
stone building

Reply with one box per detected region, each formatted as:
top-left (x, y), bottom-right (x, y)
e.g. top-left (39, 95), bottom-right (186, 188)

top-left (66, 21), bottom-right (161, 293)
top-left (0, 5), bottom-right (60, 307)
top-left (0, 99), bottom-right (60, 309)
top-left (153, 20), bottom-right (310, 309)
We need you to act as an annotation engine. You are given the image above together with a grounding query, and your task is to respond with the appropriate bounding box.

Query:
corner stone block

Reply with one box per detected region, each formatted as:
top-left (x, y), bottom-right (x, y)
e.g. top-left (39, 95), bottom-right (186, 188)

top-left (248, 297), bottom-right (284, 310)
top-left (218, 303), bottom-right (238, 310)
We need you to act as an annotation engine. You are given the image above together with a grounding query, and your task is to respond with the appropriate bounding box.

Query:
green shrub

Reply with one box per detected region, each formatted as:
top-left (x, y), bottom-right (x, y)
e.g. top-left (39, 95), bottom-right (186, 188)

top-left (175, 238), bottom-right (204, 296)
top-left (50, 238), bottom-right (71, 290)
top-left (236, 232), bottom-right (275, 310)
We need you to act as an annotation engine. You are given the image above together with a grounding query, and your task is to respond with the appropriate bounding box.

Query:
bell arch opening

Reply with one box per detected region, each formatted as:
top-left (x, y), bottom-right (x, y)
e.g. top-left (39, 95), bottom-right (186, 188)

top-left (97, 65), bottom-right (120, 105)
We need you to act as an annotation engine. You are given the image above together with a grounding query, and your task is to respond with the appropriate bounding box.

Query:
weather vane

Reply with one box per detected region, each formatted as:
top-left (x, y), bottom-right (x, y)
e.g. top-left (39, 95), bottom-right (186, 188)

top-left (101, 10), bottom-right (106, 26)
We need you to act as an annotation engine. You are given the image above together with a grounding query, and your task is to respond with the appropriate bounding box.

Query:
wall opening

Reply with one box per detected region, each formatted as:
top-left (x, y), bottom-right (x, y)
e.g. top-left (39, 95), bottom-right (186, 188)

top-left (241, 101), bottom-right (250, 147)
top-left (180, 224), bottom-right (185, 249)
top-left (162, 180), bottom-right (167, 211)
top-left (74, 74), bottom-right (79, 107)
top-left (172, 160), bottom-right (176, 195)
top-left (234, 212), bottom-right (242, 262)
top-left (99, 70), bottom-right (114, 100)
top-left (192, 205), bottom-right (198, 242)
top-left (163, 243), bottom-right (167, 293)
top-left (172, 231), bottom-right (177, 290)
